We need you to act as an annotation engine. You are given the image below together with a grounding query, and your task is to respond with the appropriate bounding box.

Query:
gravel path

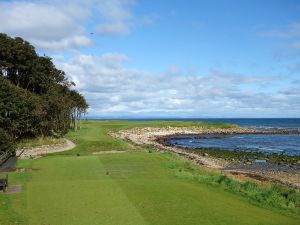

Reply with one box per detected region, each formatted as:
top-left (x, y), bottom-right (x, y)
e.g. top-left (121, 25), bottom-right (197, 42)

top-left (16, 139), bottom-right (76, 159)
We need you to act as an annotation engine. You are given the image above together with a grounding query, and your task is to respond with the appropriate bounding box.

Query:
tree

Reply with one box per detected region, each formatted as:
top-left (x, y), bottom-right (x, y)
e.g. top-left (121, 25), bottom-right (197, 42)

top-left (0, 34), bottom-right (37, 88)
top-left (69, 90), bottom-right (88, 130)
top-left (0, 128), bottom-right (14, 154)
top-left (0, 33), bottom-right (88, 155)
top-left (0, 77), bottom-right (45, 138)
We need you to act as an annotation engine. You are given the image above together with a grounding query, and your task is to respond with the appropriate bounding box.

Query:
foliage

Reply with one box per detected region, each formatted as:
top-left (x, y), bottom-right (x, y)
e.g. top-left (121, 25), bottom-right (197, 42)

top-left (0, 77), bottom-right (43, 138)
top-left (0, 128), bottom-right (14, 154)
top-left (0, 33), bottom-right (88, 153)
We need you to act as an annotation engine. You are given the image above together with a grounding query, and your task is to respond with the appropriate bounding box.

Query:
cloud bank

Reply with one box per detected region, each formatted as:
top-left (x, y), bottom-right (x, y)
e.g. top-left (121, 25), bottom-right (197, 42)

top-left (1, 1), bottom-right (299, 117)
top-left (55, 53), bottom-right (299, 117)
top-left (0, 0), bottom-right (137, 50)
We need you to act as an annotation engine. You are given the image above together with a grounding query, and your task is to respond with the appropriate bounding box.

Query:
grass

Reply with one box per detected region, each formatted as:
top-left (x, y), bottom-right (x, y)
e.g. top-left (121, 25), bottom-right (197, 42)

top-left (169, 154), bottom-right (300, 212)
top-left (0, 120), bottom-right (300, 225)
top-left (16, 137), bottom-right (65, 149)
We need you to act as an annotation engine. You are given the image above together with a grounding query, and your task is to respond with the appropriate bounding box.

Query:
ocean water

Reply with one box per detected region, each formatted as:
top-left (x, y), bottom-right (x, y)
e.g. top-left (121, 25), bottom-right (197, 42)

top-left (163, 118), bottom-right (300, 156)
top-left (92, 118), bottom-right (300, 155)
top-left (167, 134), bottom-right (300, 156)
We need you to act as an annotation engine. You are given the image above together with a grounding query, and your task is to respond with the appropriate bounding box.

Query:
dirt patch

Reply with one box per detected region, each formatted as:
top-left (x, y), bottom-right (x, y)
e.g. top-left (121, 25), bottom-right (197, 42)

top-left (92, 150), bottom-right (126, 155)
top-left (14, 167), bottom-right (40, 173)
top-left (226, 171), bottom-right (269, 182)
top-left (3, 184), bottom-right (22, 194)
top-left (16, 139), bottom-right (76, 159)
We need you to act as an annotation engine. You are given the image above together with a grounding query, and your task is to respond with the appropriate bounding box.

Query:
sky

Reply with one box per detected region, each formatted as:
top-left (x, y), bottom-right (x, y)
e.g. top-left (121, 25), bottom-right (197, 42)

top-left (1, 0), bottom-right (300, 118)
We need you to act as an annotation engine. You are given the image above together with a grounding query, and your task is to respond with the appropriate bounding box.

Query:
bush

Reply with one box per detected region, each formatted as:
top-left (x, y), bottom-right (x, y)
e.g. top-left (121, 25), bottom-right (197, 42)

top-left (0, 128), bottom-right (15, 154)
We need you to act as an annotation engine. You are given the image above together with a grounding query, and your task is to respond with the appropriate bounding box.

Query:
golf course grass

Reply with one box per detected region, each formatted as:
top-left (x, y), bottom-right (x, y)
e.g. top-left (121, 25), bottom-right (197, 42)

top-left (1, 120), bottom-right (299, 225)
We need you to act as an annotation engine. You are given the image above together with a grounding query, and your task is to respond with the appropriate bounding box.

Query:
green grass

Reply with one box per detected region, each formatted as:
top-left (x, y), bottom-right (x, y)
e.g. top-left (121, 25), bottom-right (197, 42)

top-left (171, 157), bottom-right (300, 212)
top-left (16, 137), bottom-right (65, 149)
top-left (1, 120), bottom-right (300, 225)
top-left (62, 120), bottom-right (235, 155)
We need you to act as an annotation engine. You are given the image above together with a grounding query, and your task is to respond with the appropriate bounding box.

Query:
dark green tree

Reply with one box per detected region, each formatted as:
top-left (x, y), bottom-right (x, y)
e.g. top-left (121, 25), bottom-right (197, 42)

top-left (0, 33), bottom-right (88, 155)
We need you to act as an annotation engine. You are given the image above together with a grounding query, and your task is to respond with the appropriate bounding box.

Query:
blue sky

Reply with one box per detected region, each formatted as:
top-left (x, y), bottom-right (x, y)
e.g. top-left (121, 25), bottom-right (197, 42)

top-left (1, 0), bottom-right (300, 118)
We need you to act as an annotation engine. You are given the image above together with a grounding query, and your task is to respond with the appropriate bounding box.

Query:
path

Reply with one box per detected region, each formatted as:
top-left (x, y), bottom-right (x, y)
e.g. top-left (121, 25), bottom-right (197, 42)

top-left (16, 139), bottom-right (76, 159)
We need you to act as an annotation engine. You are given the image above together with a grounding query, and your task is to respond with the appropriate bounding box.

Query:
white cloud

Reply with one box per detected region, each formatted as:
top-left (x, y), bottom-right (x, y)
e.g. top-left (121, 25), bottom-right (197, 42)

top-left (53, 53), bottom-right (299, 117)
top-left (0, 0), bottom-right (138, 50)
top-left (32, 36), bottom-right (92, 51)
top-left (280, 88), bottom-right (300, 96)
top-left (100, 53), bottom-right (129, 68)
top-left (95, 0), bottom-right (135, 35)
top-left (97, 0), bottom-right (134, 21)
top-left (2, 1), bottom-right (298, 117)
top-left (0, 1), bottom-right (92, 51)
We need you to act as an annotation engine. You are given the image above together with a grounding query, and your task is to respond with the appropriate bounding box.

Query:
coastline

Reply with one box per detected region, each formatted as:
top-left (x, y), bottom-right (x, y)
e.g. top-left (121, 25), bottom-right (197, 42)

top-left (110, 126), bottom-right (300, 189)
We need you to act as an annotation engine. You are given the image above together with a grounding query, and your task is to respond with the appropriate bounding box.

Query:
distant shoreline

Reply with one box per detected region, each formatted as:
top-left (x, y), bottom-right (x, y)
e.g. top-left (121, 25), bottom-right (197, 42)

top-left (85, 117), bottom-right (300, 120)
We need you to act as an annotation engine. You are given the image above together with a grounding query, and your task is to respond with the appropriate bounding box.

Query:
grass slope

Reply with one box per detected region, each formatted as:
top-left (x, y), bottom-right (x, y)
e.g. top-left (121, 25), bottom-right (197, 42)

top-left (1, 120), bottom-right (299, 225)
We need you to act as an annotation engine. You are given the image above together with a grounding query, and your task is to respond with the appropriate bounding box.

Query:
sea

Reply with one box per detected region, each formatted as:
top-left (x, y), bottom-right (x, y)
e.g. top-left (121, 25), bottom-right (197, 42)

top-left (152, 118), bottom-right (300, 156)
top-left (90, 118), bottom-right (300, 156)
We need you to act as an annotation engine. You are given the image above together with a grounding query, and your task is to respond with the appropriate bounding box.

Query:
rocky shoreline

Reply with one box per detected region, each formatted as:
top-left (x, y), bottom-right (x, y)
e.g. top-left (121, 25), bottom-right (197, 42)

top-left (110, 126), bottom-right (300, 189)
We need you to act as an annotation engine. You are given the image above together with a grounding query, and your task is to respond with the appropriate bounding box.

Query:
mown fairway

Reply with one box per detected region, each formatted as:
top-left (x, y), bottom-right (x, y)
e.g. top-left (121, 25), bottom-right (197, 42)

top-left (1, 121), bottom-right (299, 225)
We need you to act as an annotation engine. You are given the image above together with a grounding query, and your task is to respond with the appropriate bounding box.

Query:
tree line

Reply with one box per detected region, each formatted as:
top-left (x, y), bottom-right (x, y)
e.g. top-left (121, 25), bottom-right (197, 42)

top-left (0, 33), bottom-right (88, 155)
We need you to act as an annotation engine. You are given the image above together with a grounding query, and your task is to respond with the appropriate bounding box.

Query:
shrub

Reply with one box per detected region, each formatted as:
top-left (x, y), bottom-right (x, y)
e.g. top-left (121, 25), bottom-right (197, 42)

top-left (0, 128), bottom-right (15, 154)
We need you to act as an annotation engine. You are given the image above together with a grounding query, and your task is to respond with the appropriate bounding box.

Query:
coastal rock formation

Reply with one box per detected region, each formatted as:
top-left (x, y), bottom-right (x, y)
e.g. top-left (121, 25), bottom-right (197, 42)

top-left (110, 126), bottom-right (300, 189)
top-left (109, 126), bottom-right (262, 168)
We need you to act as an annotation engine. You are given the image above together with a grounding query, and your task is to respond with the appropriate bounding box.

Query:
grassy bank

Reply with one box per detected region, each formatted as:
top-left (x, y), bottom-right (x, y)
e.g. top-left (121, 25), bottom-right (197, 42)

top-left (0, 120), bottom-right (299, 225)
top-left (16, 137), bottom-right (65, 149)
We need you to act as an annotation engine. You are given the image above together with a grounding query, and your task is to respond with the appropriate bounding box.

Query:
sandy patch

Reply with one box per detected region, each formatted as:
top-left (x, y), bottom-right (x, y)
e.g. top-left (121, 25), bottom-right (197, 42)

top-left (4, 184), bottom-right (22, 194)
top-left (16, 139), bottom-right (76, 159)
top-left (92, 150), bottom-right (126, 155)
